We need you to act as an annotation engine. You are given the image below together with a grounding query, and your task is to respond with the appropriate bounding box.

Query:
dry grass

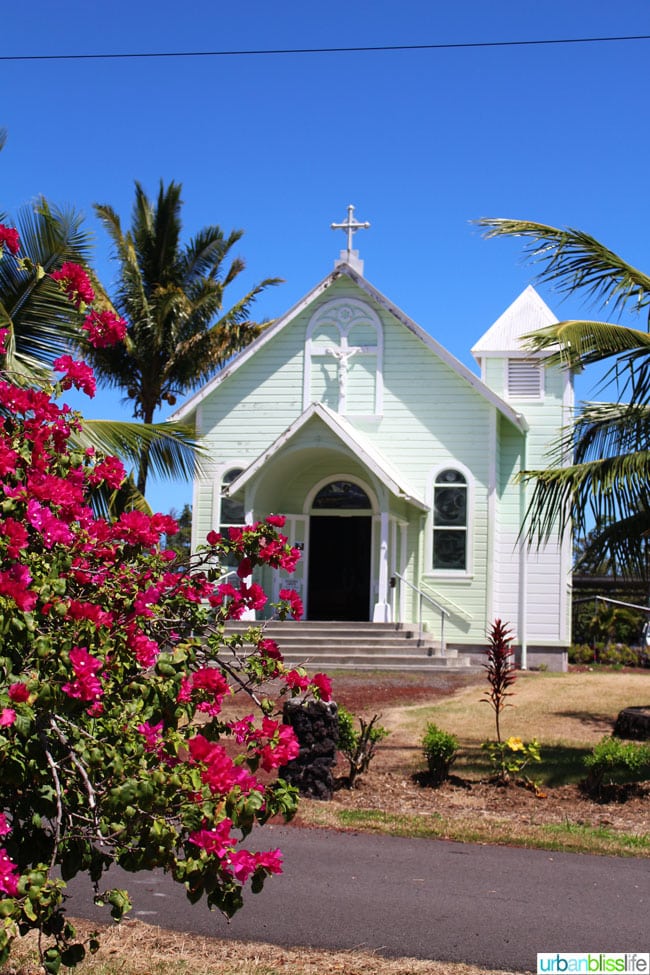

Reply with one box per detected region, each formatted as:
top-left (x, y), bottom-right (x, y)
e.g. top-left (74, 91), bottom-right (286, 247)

top-left (391, 670), bottom-right (650, 748)
top-left (2, 918), bottom-right (528, 975)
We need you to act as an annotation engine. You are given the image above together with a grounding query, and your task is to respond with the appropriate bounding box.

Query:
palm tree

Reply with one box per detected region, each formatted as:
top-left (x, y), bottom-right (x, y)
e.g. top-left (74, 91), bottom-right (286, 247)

top-left (89, 181), bottom-right (281, 495)
top-left (478, 218), bottom-right (650, 579)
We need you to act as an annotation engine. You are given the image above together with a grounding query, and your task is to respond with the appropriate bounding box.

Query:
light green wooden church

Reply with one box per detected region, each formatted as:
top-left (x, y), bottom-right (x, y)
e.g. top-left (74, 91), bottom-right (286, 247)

top-left (171, 208), bottom-right (573, 671)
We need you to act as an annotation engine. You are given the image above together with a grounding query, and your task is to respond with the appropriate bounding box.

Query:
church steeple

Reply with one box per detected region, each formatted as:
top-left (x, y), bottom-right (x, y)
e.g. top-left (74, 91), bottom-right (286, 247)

top-left (331, 204), bottom-right (370, 274)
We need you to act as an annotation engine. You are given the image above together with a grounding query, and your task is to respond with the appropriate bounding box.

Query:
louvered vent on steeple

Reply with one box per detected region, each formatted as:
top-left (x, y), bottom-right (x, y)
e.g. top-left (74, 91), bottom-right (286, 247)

top-left (507, 358), bottom-right (543, 398)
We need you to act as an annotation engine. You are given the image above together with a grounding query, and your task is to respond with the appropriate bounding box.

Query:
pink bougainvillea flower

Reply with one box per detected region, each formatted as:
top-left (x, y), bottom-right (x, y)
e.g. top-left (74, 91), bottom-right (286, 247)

top-left (0, 848), bottom-right (20, 896)
top-left (257, 638), bottom-right (281, 660)
top-left (51, 262), bottom-right (94, 308)
top-left (265, 514), bottom-right (286, 528)
top-left (0, 440), bottom-right (20, 476)
top-left (8, 682), bottom-right (30, 703)
top-left (0, 709), bottom-right (16, 727)
top-left (137, 720), bottom-right (165, 756)
top-left (254, 848), bottom-right (283, 874)
top-left (279, 547), bottom-right (301, 573)
top-left (284, 669), bottom-right (310, 693)
top-left (0, 814), bottom-right (10, 837)
top-left (81, 309), bottom-right (127, 348)
top-left (53, 355), bottom-right (96, 398)
top-left (150, 513), bottom-right (179, 536)
top-left (66, 600), bottom-right (114, 629)
top-left (177, 667), bottom-right (231, 716)
top-left (239, 581), bottom-right (267, 611)
top-left (88, 454), bottom-right (126, 491)
top-left (279, 588), bottom-right (303, 620)
top-left (188, 818), bottom-right (235, 857)
top-left (311, 672), bottom-right (332, 702)
top-left (0, 518), bottom-right (29, 559)
top-left (116, 510), bottom-right (160, 547)
top-left (62, 646), bottom-right (103, 702)
top-left (236, 556), bottom-right (252, 579)
top-left (26, 499), bottom-right (74, 549)
top-left (0, 564), bottom-right (37, 611)
top-left (0, 224), bottom-right (20, 256)
top-left (257, 717), bottom-right (299, 771)
top-left (128, 629), bottom-right (160, 668)
top-left (227, 714), bottom-right (255, 744)
top-left (187, 734), bottom-right (259, 795)
top-left (226, 848), bottom-right (257, 882)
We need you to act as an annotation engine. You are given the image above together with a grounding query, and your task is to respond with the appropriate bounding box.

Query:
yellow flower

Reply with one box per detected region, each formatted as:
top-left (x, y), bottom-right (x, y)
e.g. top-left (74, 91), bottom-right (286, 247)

top-left (505, 736), bottom-right (524, 751)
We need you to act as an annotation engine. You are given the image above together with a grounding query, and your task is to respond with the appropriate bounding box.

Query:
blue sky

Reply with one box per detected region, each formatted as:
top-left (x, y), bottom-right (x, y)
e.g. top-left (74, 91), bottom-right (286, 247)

top-left (2, 0), bottom-right (650, 515)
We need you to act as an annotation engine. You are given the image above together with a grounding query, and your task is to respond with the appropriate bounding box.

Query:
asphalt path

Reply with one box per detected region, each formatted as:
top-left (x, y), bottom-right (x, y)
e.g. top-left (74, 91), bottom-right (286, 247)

top-left (64, 826), bottom-right (649, 972)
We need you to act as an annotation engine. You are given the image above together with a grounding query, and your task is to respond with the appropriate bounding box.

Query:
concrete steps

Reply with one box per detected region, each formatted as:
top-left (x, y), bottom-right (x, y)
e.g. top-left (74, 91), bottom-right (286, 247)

top-left (224, 620), bottom-right (475, 672)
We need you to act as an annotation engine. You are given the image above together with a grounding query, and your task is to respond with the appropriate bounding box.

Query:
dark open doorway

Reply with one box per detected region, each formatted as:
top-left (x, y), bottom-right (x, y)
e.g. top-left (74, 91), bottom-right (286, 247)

top-left (307, 516), bottom-right (371, 620)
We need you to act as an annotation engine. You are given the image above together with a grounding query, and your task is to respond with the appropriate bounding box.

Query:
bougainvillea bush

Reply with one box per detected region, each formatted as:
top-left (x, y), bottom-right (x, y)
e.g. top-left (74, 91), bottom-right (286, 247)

top-left (0, 226), bottom-right (329, 972)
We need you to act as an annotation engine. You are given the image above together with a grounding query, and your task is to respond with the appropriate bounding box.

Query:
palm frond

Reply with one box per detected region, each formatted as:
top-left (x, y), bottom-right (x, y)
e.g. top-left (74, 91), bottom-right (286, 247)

top-left (575, 509), bottom-right (650, 580)
top-left (71, 419), bottom-right (205, 484)
top-left (89, 473), bottom-right (153, 519)
top-left (0, 200), bottom-right (95, 373)
top-left (478, 218), bottom-right (650, 325)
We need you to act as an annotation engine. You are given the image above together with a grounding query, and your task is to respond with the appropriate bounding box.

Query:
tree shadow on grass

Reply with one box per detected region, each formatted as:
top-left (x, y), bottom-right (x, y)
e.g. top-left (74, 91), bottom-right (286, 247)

top-left (442, 741), bottom-right (593, 788)
top-left (554, 710), bottom-right (616, 733)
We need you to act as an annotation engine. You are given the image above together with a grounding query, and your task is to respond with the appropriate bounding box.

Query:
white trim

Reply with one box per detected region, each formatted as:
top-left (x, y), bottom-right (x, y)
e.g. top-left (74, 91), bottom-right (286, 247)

top-left (399, 520), bottom-right (408, 621)
top-left (374, 509), bottom-right (391, 621)
top-left (486, 407), bottom-right (497, 622)
top-left (558, 364), bottom-right (575, 642)
top-left (518, 431), bottom-right (528, 669)
top-left (190, 466), bottom-right (204, 553)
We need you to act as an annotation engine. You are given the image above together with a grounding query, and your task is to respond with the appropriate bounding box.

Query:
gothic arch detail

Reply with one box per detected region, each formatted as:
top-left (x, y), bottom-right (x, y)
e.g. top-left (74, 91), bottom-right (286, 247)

top-left (303, 299), bottom-right (383, 414)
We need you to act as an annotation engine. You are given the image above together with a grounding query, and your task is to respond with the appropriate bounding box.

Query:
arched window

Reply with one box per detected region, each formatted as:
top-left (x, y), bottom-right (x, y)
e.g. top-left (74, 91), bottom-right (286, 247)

top-left (220, 468), bottom-right (245, 567)
top-left (432, 469), bottom-right (467, 571)
top-left (312, 480), bottom-right (371, 510)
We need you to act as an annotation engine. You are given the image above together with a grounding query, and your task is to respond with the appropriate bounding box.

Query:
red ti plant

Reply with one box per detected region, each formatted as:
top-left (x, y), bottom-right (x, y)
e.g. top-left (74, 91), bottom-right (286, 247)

top-left (481, 619), bottom-right (516, 743)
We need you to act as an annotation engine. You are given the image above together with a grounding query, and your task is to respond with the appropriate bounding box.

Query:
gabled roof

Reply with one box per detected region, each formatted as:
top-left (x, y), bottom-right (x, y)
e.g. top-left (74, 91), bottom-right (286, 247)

top-left (471, 284), bottom-right (558, 358)
top-left (227, 402), bottom-right (429, 511)
top-left (169, 262), bottom-right (528, 434)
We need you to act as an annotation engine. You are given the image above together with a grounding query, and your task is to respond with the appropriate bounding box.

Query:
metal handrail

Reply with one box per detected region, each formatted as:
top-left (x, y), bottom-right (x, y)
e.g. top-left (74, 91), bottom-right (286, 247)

top-left (216, 568), bottom-right (239, 584)
top-left (391, 571), bottom-right (449, 653)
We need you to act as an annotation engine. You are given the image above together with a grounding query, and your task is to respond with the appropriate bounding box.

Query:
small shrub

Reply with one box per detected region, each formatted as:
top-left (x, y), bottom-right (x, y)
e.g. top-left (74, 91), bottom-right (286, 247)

top-left (482, 736), bottom-right (542, 787)
top-left (569, 644), bottom-right (596, 665)
top-left (422, 723), bottom-right (458, 785)
top-left (337, 706), bottom-right (390, 788)
top-left (583, 736), bottom-right (650, 796)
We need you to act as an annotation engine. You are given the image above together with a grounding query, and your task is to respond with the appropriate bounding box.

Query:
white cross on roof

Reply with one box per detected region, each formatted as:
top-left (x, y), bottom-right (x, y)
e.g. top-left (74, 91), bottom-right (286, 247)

top-left (331, 204), bottom-right (370, 253)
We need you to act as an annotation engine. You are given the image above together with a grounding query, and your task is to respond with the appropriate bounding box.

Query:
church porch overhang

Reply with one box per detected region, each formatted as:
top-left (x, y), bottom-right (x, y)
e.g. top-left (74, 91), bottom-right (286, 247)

top-left (223, 407), bottom-right (425, 625)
